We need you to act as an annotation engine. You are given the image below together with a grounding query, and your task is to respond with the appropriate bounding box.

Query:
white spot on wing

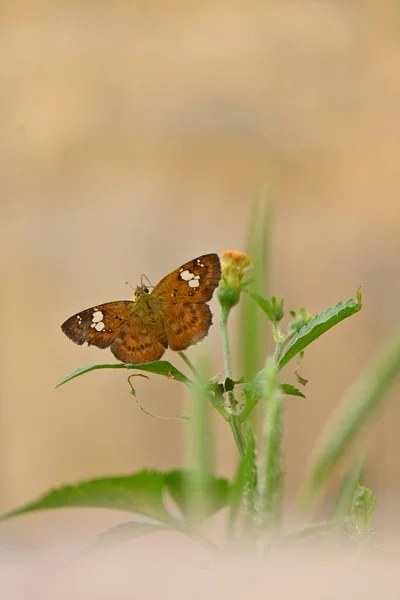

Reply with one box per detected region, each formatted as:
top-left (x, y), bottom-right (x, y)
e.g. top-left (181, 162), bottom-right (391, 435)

top-left (94, 321), bottom-right (105, 331)
top-left (188, 279), bottom-right (200, 288)
top-left (92, 311), bottom-right (103, 323)
top-left (180, 269), bottom-right (195, 281)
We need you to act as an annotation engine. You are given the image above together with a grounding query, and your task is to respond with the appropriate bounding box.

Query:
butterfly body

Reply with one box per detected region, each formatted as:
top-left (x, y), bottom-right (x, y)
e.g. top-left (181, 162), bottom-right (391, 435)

top-left (61, 254), bottom-right (221, 364)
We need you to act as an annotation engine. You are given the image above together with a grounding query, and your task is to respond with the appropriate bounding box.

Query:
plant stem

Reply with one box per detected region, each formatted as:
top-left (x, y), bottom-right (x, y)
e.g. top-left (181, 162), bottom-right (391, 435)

top-left (258, 360), bottom-right (284, 536)
top-left (178, 351), bottom-right (200, 380)
top-left (178, 351), bottom-right (229, 421)
top-left (220, 305), bottom-right (246, 458)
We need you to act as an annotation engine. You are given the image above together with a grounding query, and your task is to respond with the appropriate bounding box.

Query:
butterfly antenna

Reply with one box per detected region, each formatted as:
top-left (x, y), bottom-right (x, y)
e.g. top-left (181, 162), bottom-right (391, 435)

top-left (125, 281), bottom-right (135, 292)
top-left (141, 274), bottom-right (154, 289)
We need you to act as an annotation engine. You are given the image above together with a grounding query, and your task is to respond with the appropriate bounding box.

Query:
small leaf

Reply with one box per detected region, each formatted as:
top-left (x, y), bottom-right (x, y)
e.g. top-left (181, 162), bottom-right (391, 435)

top-left (295, 371), bottom-right (309, 386)
top-left (249, 293), bottom-right (284, 323)
top-left (241, 369), bottom-right (265, 399)
top-left (165, 471), bottom-right (230, 523)
top-left (56, 361), bottom-right (191, 388)
top-left (224, 377), bottom-right (245, 392)
top-left (0, 471), bottom-right (175, 526)
top-left (332, 456), bottom-right (365, 519)
top-left (279, 296), bottom-right (362, 370)
top-left (280, 383), bottom-right (305, 398)
top-left (242, 371), bottom-right (305, 400)
top-left (288, 307), bottom-right (312, 335)
top-left (351, 484), bottom-right (376, 534)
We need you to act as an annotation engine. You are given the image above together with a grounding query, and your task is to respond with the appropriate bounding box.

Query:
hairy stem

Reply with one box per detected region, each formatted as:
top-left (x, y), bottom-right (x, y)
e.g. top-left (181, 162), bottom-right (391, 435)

top-left (178, 351), bottom-right (229, 421)
top-left (178, 351), bottom-right (200, 380)
top-left (220, 305), bottom-right (246, 457)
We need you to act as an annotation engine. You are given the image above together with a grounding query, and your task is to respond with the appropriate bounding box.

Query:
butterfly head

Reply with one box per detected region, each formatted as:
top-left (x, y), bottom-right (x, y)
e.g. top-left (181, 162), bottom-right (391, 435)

top-left (131, 284), bottom-right (150, 302)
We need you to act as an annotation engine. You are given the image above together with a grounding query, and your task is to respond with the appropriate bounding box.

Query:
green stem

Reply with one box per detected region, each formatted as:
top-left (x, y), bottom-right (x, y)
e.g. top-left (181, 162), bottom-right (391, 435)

top-left (178, 351), bottom-right (200, 380)
top-left (178, 351), bottom-right (229, 421)
top-left (220, 305), bottom-right (246, 458)
top-left (258, 360), bottom-right (284, 535)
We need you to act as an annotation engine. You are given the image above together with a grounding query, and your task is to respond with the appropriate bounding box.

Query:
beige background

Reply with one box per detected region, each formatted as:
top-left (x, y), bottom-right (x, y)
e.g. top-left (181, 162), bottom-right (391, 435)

top-left (1, 1), bottom-right (400, 540)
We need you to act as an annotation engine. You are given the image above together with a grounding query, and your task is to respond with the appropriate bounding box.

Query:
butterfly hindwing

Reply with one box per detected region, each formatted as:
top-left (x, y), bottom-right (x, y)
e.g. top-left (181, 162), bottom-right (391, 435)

top-left (163, 303), bottom-right (212, 351)
top-left (110, 315), bottom-right (167, 363)
top-left (152, 253), bottom-right (221, 303)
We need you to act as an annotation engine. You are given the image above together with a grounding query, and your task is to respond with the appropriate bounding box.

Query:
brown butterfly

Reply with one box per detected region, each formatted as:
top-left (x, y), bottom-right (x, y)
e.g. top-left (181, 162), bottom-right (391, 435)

top-left (61, 254), bottom-right (221, 364)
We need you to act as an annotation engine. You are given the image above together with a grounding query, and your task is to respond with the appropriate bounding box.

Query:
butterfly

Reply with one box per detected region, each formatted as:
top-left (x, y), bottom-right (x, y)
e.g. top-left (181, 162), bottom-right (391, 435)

top-left (61, 253), bottom-right (221, 364)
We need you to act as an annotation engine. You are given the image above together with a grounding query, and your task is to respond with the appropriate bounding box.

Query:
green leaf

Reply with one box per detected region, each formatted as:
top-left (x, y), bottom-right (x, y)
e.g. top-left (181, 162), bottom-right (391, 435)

top-left (56, 361), bottom-right (191, 388)
top-left (332, 456), bottom-right (365, 519)
top-left (249, 294), bottom-right (284, 323)
top-left (242, 371), bottom-right (305, 400)
top-left (0, 471), bottom-right (175, 525)
top-left (351, 484), bottom-right (376, 534)
top-left (288, 307), bottom-right (312, 335)
top-left (224, 377), bottom-right (244, 392)
top-left (294, 371), bottom-right (308, 387)
top-left (280, 383), bottom-right (305, 398)
top-left (165, 471), bottom-right (230, 523)
top-left (279, 295), bottom-right (362, 370)
top-left (227, 426), bottom-right (257, 536)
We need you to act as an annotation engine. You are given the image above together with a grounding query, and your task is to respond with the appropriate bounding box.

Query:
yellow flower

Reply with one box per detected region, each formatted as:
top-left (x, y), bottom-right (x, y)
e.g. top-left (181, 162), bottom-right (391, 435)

top-left (221, 250), bottom-right (252, 287)
top-left (217, 250), bottom-right (252, 310)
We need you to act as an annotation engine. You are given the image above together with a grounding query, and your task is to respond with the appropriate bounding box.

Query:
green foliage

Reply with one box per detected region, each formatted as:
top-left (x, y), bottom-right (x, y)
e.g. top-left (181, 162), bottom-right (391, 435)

top-left (249, 294), bottom-right (284, 324)
top-left (165, 471), bottom-right (230, 525)
top-left (56, 361), bottom-right (190, 388)
top-left (0, 471), bottom-right (174, 525)
top-left (1, 470), bottom-right (230, 539)
top-left (332, 455), bottom-right (365, 519)
top-left (351, 484), bottom-right (376, 534)
top-left (5, 202), bottom-right (400, 555)
top-left (279, 296), bottom-right (362, 369)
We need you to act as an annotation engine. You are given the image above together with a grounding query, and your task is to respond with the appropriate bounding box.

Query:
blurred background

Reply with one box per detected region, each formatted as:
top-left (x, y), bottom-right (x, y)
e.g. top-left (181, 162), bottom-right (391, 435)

top-left (1, 0), bottom-right (400, 543)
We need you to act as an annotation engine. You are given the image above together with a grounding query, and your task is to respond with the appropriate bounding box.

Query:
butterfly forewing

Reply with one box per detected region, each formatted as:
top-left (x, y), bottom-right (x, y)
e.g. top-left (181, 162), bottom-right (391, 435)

top-left (61, 301), bottom-right (133, 349)
top-left (152, 253), bottom-right (221, 303)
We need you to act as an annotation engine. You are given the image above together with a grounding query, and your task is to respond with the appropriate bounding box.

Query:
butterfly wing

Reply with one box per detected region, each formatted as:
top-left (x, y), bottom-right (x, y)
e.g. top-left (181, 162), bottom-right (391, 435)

top-left (163, 303), bottom-right (212, 351)
top-left (61, 300), bottom-right (167, 363)
top-left (152, 253), bottom-right (221, 303)
top-left (61, 301), bottom-right (133, 348)
top-left (110, 317), bottom-right (166, 363)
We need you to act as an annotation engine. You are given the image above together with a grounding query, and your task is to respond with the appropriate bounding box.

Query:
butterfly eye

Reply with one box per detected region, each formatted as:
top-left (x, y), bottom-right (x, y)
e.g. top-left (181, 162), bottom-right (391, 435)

top-left (143, 286), bottom-right (149, 294)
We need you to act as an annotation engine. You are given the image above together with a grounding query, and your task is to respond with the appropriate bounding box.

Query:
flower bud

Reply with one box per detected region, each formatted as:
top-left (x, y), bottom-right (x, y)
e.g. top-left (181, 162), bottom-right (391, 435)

top-left (217, 250), bottom-right (252, 311)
